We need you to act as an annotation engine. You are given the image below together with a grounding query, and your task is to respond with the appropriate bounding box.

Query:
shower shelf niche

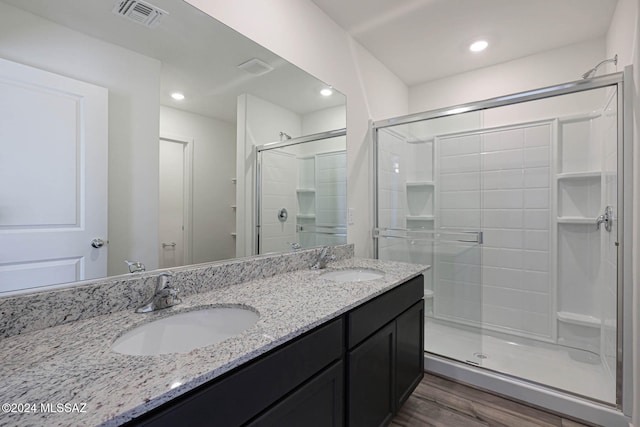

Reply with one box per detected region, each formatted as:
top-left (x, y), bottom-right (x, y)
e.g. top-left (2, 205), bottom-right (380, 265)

top-left (406, 181), bottom-right (434, 222)
top-left (556, 217), bottom-right (596, 225)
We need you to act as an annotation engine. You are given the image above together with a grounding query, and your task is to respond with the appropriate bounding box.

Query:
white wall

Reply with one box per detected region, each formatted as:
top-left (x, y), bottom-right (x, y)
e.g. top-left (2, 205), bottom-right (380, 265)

top-left (0, 3), bottom-right (161, 276)
top-left (409, 39), bottom-right (606, 113)
top-left (186, 0), bottom-right (409, 258)
top-left (302, 105), bottom-right (346, 135)
top-left (159, 106), bottom-right (236, 263)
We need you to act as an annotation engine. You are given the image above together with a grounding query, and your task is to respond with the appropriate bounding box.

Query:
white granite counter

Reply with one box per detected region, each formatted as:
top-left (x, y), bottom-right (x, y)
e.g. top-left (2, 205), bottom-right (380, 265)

top-left (0, 257), bottom-right (427, 427)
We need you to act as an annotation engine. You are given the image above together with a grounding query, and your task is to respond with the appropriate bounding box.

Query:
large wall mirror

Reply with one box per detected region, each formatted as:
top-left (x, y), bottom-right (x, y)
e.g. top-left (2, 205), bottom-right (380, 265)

top-left (0, 0), bottom-right (346, 295)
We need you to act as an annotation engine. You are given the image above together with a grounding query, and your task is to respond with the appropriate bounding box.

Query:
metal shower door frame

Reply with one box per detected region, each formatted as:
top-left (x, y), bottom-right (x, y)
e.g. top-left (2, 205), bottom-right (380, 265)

top-left (254, 128), bottom-right (347, 255)
top-left (371, 70), bottom-right (632, 414)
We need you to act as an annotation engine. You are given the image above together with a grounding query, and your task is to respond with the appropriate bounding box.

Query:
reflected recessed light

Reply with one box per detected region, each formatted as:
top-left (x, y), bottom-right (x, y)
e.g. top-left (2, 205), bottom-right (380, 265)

top-left (320, 88), bottom-right (333, 97)
top-left (469, 40), bottom-right (488, 52)
top-left (171, 92), bottom-right (185, 101)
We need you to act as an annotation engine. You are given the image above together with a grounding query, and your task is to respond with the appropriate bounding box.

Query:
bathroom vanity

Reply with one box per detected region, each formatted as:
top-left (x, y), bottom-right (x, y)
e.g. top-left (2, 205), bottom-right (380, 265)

top-left (131, 275), bottom-right (424, 427)
top-left (0, 247), bottom-right (427, 427)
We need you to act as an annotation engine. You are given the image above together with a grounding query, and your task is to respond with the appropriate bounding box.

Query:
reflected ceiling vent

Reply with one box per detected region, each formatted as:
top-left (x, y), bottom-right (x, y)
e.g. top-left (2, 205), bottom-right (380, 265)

top-left (237, 58), bottom-right (274, 76)
top-left (112, 0), bottom-right (168, 28)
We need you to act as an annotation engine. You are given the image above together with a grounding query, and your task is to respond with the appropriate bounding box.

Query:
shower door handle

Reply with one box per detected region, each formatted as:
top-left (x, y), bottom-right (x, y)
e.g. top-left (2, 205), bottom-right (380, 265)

top-left (596, 206), bottom-right (613, 232)
top-left (456, 231), bottom-right (483, 244)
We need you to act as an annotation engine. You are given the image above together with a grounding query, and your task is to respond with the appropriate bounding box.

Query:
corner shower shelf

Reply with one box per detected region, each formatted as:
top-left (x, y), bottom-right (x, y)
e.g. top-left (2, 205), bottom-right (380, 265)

top-left (424, 289), bottom-right (434, 299)
top-left (296, 213), bottom-right (316, 219)
top-left (406, 181), bottom-right (434, 187)
top-left (406, 215), bottom-right (434, 221)
top-left (557, 311), bottom-right (600, 328)
top-left (296, 188), bottom-right (316, 193)
top-left (557, 171), bottom-right (601, 180)
top-left (557, 217), bottom-right (595, 225)
top-left (230, 232), bottom-right (237, 237)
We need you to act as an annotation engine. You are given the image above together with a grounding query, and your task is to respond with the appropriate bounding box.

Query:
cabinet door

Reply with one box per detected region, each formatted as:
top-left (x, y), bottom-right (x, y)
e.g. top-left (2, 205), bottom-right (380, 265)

top-left (396, 300), bottom-right (424, 408)
top-left (248, 361), bottom-right (344, 427)
top-left (348, 322), bottom-right (395, 427)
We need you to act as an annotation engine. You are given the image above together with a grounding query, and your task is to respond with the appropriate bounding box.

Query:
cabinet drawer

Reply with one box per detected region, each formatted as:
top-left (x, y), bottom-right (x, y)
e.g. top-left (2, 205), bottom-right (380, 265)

top-left (347, 275), bottom-right (423, 348)
top-left (248, 360), bottom-right (344, 427)
top-left (133, 318), bottom-right (343, 427)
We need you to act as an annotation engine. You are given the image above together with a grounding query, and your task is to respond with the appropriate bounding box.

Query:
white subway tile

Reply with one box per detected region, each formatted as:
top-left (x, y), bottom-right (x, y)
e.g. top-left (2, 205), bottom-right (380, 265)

top-left (522, 250), bottom-right (550, 272)
top-left (523, 210), bottom-right (549, 230)
top-left (440, 172), bottom-right (480, 191)
top-left (483, 266), bottom-right (523, 287)
top-left (524, 167), bottom-right (550, 188)
top-left (524, 125), bottom-right (551, 147)
top-left (482, 209), bottom-right (523, 229)
top-left (522, 270), bottom-right (549, 292)
top-left (440, 153), bottom-right (480, 173)
top-left (483, 248), bottom-right (523, 269)
top-left (440, 191), bottom-right (481, 209)
top-left (482, 170), bottom-right (524, 189)
top-left (524, 146), bottom-right (550, 168)
top-left (482, 229), bottom-right (523, 249)
top-left (483, 190), bottom-right (523, 209)
top-left (439, 135), bottom-right (480, 156)
top-left (482, 150), bottom-right (523, 171)
top-left (439, 209), bottom-right (481, 228)
top-left (524, 230), bottom-right (549, 250)
top-left (524, 188), bottom-right (549, 209)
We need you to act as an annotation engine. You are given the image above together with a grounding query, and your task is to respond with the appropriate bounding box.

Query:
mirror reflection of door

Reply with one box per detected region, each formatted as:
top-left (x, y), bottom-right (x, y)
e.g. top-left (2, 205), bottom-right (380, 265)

top-left (158, 137), bottom-right (191, 269)
top-left (0, 58), bottom-right (108, 292)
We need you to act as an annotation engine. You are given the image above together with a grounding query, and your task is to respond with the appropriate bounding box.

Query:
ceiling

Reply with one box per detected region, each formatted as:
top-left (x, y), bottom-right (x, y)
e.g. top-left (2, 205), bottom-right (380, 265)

top-left (311, 0), bottom-right (619, 86)
top-left (3, 0), bottom-right (345, 123)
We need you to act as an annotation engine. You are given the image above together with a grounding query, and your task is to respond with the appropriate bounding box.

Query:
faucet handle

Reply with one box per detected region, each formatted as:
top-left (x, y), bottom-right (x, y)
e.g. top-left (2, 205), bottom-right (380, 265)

top-left (125, 260), bottom-right (146, 273)
top-left (155, 271), bottom-right (175, 291)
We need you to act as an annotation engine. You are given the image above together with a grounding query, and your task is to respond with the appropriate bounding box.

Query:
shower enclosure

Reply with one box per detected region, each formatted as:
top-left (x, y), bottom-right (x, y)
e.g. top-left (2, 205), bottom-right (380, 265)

top-left (255, 129), bottom-right (347, 254)
top-left (373, 72), bottom-right (632, 424)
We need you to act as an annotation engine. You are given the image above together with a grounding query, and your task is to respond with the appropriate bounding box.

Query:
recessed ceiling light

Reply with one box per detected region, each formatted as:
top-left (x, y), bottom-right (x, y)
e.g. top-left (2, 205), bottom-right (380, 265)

top-left (469, 40), bottom-right (488, 52)
top-left (171, 92), bottom-right (185, 101)
top-left (320, 88), bottom-right (333, 97)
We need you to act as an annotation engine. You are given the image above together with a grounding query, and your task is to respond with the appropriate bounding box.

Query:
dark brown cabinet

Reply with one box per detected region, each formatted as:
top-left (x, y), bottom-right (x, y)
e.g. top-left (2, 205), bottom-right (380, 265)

top-left (127, 274), bottom-right (424, 427)
top-left (347, 275), bottom-right (424, 426)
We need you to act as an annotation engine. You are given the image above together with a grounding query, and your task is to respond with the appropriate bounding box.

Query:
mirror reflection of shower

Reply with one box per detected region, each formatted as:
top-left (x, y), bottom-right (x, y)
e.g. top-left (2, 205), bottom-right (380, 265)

top-left (256, 129), bottom-right (347, 254)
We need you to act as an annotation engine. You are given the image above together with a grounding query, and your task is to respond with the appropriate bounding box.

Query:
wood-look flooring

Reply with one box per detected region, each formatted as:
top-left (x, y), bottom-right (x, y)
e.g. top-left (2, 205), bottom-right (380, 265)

top-left (391, 373), bottom-right (597, 427)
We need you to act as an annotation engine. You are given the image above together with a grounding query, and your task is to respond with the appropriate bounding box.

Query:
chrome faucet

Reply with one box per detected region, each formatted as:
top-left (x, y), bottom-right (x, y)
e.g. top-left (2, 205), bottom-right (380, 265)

top-left (288, 241), bottom-right (302, 251)
top-left (135, 271), bottom-right (182, 313)
top-left (125, 260), bottom-right (146, 273)
top-left (311, 246), bottom-right (335, 270)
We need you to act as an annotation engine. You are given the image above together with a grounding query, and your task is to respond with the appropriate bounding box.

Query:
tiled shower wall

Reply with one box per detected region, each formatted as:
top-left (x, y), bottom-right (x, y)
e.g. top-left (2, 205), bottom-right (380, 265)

top-left (437, 123), bottom-right (553, 339)
top-left (315, 151), bottom-right (347, 246)
top-left (260, 150), bottom-right (297, 253)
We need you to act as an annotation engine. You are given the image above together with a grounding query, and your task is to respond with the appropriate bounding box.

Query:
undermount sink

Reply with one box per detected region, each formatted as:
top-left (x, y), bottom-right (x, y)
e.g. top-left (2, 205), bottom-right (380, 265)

top-left (111, 306), bottom-right (259, 356)
top-left (320, 268), bottom-right (385, 282)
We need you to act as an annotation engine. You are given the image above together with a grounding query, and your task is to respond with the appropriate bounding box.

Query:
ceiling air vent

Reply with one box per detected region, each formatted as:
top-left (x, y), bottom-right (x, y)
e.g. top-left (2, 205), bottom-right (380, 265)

top-left (237, 58), bottom-right (274, 76)
top-left (112, 0), bottom-right (168, 28)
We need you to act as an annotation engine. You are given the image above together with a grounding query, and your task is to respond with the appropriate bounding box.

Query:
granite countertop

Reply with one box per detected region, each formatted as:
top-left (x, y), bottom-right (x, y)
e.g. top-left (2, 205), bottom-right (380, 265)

top-left (0, 258), bottom-right (427, 427)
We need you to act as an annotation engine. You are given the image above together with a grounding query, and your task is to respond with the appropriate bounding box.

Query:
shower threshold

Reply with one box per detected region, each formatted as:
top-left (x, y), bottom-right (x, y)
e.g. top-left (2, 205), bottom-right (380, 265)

top-left (424, 317), bottom-right (614, 404)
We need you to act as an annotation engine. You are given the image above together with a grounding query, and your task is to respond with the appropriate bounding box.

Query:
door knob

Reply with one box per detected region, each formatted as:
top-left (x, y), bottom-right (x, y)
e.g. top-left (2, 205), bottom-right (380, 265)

top-left (91, 238), bottom-right (106, 248)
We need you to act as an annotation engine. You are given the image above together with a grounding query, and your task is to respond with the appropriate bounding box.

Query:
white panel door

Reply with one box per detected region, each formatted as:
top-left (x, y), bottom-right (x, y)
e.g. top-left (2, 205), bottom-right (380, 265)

top-left (159, 139), bottom-right (186, 268)
top-left (0, 58), bottom-right (108, 293)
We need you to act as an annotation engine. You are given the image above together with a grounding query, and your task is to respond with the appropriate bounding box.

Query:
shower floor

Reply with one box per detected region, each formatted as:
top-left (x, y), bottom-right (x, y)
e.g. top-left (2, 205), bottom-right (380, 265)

top-left (424, 317), bottom-right (616, 404)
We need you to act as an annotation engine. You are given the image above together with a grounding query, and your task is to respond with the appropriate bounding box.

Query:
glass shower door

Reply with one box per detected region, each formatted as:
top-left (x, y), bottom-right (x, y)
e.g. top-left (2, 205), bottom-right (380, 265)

top-left (375, 121), bottom-right (485, 367)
